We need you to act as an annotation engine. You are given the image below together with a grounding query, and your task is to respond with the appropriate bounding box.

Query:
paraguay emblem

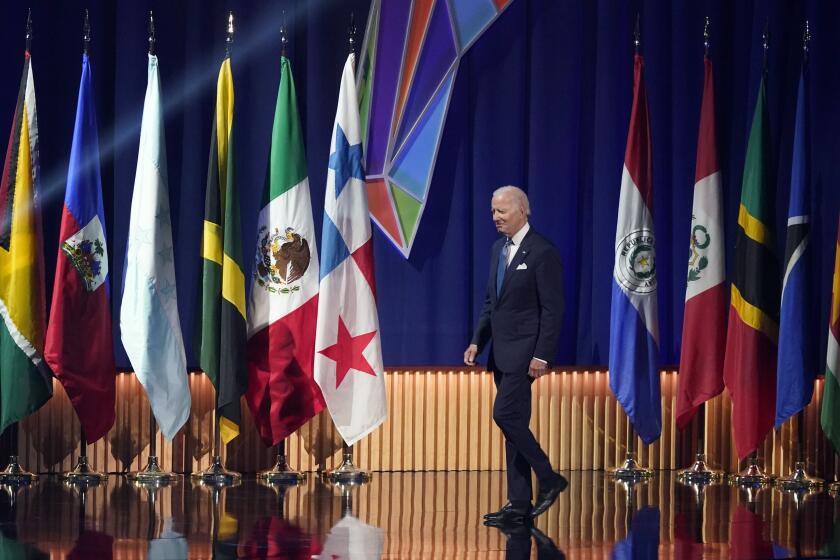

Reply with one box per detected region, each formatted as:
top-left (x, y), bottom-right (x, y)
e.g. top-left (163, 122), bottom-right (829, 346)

top-left (254, 226), bottom-right (311, 294)
top-left (61, 215), bottom-right (108, 292)
top-left (616, 228), bottom-right (656, 294)
top-left (687, 223), bottom-right (710, 282)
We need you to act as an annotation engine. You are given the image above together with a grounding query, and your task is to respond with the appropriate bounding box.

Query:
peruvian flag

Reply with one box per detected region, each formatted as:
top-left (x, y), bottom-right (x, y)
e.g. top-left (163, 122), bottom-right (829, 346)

top-left (246, 55), bottom-right (325, 446)
top-left (676, 55), bottom-right (726, 429)
top-left (44, 54), bottom-right (115, 443)
top-left (314, 53), bottom-right (386, 446)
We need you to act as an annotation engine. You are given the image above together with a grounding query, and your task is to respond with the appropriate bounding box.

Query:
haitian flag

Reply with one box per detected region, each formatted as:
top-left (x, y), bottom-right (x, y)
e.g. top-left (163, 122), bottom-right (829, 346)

top-left (776, 64), bottom-right (816, 429)
top-left (722, 73), bottom-right (779, 459)
top-left (314, 53), bottom-right (386, 446)
top-left (609, 53), bottom-right (661, 445)
top-left (44, 53), bottom-right (115, 443)
top-left (677, 55), bottom-right (726, 429)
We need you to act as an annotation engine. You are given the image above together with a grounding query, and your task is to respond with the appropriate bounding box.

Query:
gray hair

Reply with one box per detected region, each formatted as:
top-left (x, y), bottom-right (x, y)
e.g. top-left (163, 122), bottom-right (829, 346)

top-left (492, 185), bottom-right (530, 215)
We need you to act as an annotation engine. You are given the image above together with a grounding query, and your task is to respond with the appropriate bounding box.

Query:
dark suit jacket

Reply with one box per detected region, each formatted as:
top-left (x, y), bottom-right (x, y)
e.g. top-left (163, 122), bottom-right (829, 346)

top-left (471, 227), bottom-right (564, 375)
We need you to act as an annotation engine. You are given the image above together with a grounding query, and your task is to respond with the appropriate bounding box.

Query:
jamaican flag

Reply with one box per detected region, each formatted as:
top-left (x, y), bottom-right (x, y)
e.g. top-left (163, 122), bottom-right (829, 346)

top-left (197, 55), bottom-right (247, 444)
top-left (722, 74), bottom-right (780, 459)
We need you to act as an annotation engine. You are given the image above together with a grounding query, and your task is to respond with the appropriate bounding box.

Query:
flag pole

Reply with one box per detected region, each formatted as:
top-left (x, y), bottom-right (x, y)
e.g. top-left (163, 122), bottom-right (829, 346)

top-left (677, 16), bottom-right (723, 484)
top-left (322, 15), bottom-right (371, 487)
top-left (777, 21), bottom-right (822, 492)
top-left (259, 439), bottom-right (306, 484)
top-left (607, 15), bottom-right (652, 482)
top-left (126, 12), bottom-right (179, 488)
top-left (62, 427), bottom-right (108, 484)
top-left (0, 9), bottom-right (38, 486)
top-left (191, 11), bottom-right (242, 488)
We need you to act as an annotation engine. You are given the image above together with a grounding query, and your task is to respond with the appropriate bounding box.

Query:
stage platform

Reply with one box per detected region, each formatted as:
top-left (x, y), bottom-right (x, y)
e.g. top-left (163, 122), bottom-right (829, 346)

top-left (0, 471), bottom-right (837, 559)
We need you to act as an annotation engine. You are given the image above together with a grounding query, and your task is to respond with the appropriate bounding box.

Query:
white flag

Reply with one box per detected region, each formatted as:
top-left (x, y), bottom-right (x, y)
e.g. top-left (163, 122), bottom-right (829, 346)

top-left (314, 53), bottom-right (386, 445)
top-left (120, 54), bottom-right (190, 440)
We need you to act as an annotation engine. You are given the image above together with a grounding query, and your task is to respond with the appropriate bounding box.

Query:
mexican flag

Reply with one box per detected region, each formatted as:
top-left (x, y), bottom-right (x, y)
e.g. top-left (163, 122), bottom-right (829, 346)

top-left (822, 214), bottom-right (840, 455)
top-left (245, 56), bottom-right (324, 447)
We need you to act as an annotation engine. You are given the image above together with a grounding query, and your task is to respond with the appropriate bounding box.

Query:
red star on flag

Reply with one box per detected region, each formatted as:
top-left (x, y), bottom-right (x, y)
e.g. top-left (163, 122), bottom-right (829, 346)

top-left (318, 316), bottom-right (377, 388)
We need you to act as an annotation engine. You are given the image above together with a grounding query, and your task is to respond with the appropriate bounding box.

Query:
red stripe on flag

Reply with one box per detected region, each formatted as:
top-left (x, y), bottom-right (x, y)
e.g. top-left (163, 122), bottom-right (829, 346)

top-left (695, 58), bottom-right (719, 182)
top-left (352, 238), bottom-right (377, 300)
top-left (722, 307), bottom-right (776, 459)
top-left (44, 206), bottom-right (116, 443)
top-left (246, 294), bottom-right (324, 446)
top-left (623, 54), bottom-right (654, 210)
top-left (676, 283), bottom-right (726, 429)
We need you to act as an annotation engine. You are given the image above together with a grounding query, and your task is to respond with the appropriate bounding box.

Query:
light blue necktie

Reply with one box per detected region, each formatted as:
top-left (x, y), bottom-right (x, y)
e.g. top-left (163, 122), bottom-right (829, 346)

top-left (496, 238), bottom-right (512, 296)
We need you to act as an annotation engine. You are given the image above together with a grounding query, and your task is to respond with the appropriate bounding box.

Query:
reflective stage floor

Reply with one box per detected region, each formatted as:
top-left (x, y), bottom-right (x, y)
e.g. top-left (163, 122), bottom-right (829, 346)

top-left (0, 471), bottom-right (838, 559)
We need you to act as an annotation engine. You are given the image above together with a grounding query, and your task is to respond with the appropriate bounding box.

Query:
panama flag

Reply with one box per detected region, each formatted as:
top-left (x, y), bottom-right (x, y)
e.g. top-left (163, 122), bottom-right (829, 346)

top-left (44, 53), bottom-right (116, 443)
top-left (246, 56), bottom-right (325, 447)
top-left (314, 53), bottom-right (386, 446)
top-left (609, 53), bottom-right (661, 445)
top-left (676, 55), bottom-right (726, 429)
top-left (823, 214), bottom-right (840, 455)
top-left (0, 50), bottom-right (53, 433)
top-left (120, 54), bottom-right (190, 441)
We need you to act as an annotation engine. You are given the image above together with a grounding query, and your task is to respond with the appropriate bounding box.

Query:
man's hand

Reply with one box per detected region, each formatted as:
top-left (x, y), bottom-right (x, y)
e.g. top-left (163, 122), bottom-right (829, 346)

top-left (464, 344), bottom-right (479, 366)
top-left (528, 358), bottom-right (548, 378)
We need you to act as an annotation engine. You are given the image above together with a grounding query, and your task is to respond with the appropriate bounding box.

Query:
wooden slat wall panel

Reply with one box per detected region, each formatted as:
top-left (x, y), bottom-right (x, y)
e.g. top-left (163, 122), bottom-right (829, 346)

top-left (16, 370), bottom-right (840, 478)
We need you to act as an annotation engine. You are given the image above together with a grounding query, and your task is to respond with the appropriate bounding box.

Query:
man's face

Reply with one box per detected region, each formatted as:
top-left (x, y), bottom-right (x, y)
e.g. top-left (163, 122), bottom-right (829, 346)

top-left (491, 192), bottom-right (527, 237)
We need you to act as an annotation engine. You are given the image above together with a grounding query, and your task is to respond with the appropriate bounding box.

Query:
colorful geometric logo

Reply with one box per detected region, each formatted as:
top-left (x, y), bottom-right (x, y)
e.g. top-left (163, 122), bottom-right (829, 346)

top-left (358, 0), bottom-right (514, 257)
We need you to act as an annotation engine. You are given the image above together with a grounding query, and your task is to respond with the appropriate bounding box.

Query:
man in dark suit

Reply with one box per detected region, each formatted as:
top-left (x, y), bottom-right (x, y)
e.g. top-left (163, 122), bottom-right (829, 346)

top-left (464, 186), bottom-right (567, 526)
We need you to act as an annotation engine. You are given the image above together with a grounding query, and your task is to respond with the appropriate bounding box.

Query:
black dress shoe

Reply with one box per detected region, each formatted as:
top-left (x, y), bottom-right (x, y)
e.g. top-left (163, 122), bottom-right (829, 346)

top-left (531, 473), bottom-right (568, 518)
top-left (530, 527), bottom-right (566, 560)
top-left (482, 503), bottom-right (532, 525)
top-left (484, 502), bottom-right (531, 521)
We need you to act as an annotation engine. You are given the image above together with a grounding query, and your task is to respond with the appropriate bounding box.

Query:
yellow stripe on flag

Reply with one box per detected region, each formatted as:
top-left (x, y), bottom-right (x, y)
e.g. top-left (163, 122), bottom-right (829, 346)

top-left (219, 415), bottom-right (239, 444)
top-left (215, 58), bottom-right (234, 207)
top-left (202, 220), bottom-right (223, 265)
top-left (738, 203), bottom-right (769, 245)
top-left (222, 255), bottom-right (246, 319)
top-left (731, 284), bottom-right (778, 344)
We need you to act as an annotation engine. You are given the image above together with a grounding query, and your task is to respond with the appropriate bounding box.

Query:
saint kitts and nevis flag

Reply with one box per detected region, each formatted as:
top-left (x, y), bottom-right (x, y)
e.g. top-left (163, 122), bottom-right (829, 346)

top-left (0, 50), bottom-right (53, 433)
top-left (120, 54), bottom-right (190, 441)
top-left (44, 53), bottom-right (116, 443)
top-left (776, 62), bottom-right (817, 430)
top-left (246, 56), bottom-right (325, 447)
top-left (609, 53), bottom-right (661, 445)
top-left (197, 54), bottom-right (248, 445)
top-left (314, 52), bottom-right (386, 446)
top-left (676, 54), bottom-right (726, 429)
top-left (722, 72), bottom-right (780, 460)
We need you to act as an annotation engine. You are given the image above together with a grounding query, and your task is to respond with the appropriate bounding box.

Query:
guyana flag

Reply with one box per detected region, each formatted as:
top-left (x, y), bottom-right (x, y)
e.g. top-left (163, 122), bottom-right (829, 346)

top-left (245, 56), bottom-right (325, 447)
top-left (822, 214), bottom-right (840, 455)
top-left (0, 51), bottom-right (52, 433)
top-left (722, 75), bottom-right (780, 459)
top-left (197, 55), bottom-right (247, 444)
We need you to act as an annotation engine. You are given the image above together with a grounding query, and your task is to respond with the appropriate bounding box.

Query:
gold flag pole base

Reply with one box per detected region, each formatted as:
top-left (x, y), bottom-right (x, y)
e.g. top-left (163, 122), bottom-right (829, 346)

top-left (828, 481), bottom-right (840, 496)
top-left (258, 453), bottom-right (305, 485)
top-left (730, 455), bottom-right (774, 486)
top-left (677, 453), bottom-right (724, 483)
top-left (608, 452), bottom-right (654, 480)
top-left (324, 443), bottom-right (370, 486)
top-left (0, 456), bottom-right (38, 485)
top-left (127, 455), bottom-right (180, 486)
top-left (61, 455), bottom-right (108, 486)
top-left (190, 455), bottom-right (241, 487)
top-left (776, 461), bottom-right (823, 490)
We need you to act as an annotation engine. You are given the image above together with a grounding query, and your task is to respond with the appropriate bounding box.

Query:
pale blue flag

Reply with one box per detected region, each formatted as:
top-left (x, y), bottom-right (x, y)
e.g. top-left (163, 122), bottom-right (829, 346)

top-left (120, 55), bottom-right (190, 440)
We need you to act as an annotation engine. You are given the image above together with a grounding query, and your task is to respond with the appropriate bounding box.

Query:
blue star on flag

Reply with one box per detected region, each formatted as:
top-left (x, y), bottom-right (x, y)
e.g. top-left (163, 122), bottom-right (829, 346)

top-left (328, 124), bottom-right (364, 199)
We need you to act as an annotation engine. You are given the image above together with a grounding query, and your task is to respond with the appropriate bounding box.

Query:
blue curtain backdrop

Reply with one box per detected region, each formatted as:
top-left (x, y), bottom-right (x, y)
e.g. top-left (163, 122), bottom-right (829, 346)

top-left (1, 0), bottom-right (838, 369)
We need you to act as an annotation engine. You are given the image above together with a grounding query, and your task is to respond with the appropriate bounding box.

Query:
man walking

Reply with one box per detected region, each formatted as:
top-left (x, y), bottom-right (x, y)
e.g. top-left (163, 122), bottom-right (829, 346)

top-left (464, 186), bottom-right (568, 526)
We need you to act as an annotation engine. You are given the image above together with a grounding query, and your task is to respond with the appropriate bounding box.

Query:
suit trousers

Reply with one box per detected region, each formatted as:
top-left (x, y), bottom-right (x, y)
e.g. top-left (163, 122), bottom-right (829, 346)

top-left (492, 369), bottom-right (555, 506)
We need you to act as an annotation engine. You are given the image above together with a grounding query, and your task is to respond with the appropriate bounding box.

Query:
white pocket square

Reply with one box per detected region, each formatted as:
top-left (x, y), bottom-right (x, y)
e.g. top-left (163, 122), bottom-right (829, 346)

top-left (516, 263), bottom-right (528, 270)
